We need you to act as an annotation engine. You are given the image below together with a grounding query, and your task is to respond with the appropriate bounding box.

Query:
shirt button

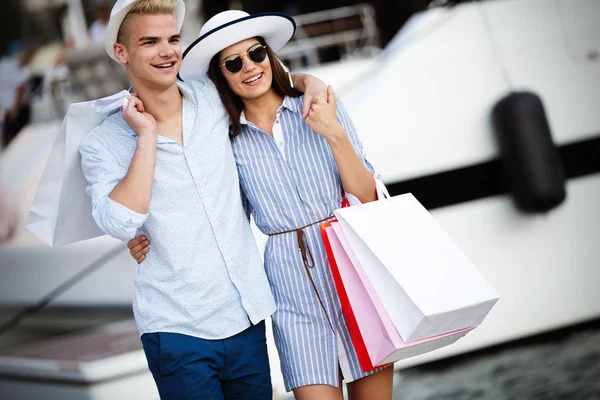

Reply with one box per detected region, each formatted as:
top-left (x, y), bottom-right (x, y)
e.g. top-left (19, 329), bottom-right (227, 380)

top-left (276, 119), bottom-right (279, 124)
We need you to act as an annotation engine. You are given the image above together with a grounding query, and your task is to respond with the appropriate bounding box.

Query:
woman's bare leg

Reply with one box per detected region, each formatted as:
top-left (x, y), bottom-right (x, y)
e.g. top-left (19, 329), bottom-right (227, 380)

top-left (346, 365), bottom-right (394, 400)
top-left (293, 369), bottom-right (344, 400)
top-left (293, 384), bottom-right (344, 400)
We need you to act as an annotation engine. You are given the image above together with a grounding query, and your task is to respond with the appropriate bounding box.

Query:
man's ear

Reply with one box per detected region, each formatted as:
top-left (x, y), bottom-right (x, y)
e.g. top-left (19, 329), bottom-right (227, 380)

top-left (114, 43), bottom-right (128, 65)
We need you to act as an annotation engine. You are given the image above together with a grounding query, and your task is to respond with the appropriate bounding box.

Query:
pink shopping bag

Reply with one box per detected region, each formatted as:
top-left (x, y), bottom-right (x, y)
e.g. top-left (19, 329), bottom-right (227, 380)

top-left (325, 221), bottom-right (475, 368)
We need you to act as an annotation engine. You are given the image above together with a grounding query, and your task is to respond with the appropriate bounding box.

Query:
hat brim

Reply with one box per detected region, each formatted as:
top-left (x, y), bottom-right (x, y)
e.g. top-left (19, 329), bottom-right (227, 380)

top-left (104, 0), bottom-right (186, 63)
top-left (179, 13), bottom-right (296, 82)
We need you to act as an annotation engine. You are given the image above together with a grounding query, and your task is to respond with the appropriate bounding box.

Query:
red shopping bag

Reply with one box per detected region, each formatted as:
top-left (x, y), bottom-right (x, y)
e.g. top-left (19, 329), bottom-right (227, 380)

top-left (320, 195), bottom-right (389, 372)
top-left (321, 220), bottom-right (377, 372)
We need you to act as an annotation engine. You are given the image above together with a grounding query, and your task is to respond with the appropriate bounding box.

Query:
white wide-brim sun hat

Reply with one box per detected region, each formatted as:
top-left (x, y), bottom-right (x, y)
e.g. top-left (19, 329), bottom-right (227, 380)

top-left (179, 10), bottom-right (296, 82)
top-left (104, 0), bottom-right (186, 63)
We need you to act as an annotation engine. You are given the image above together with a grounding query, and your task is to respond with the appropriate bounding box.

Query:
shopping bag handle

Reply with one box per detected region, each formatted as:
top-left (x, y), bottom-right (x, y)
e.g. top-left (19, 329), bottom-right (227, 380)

top-left (97, 96), bottom-right (129, 114)
top-left (342, 177), bottom-right (389, 207)
top-left (97, 86), bottom-right (134, 114)
top-left (375, 177), bottom-right (390, 199)
top-left (341, 196), bottom-right (351, 208)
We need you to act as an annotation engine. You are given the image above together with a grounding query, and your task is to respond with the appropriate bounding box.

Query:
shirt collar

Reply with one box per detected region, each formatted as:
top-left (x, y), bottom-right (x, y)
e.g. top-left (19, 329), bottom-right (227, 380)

top-left (282, 95), bottom-right (302, 115)
top-left (176, 80), bottom-right (195, 103)
top-left (240, 109), bottom-right (249, 125)
top-left (126, 81), bottom-right (195, 138)
top-left (239, 96), bottom-right (301, 125)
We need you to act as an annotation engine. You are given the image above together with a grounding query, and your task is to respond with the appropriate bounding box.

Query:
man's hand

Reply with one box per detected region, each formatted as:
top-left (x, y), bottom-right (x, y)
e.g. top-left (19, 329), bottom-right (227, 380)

top-left (305, 85), bottom-right (345, 141)
top-left (128, 235), bottom-right (150, 264)
top-left (300, 76), bottom-right (327, 119)
top-left (122, 95), bottom-right (157, 139)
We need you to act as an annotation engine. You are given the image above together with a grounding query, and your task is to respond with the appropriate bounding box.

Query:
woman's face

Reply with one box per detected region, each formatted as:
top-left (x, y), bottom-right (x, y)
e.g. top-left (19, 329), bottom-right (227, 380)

top-left (219, 38), bottom-right (273, 100)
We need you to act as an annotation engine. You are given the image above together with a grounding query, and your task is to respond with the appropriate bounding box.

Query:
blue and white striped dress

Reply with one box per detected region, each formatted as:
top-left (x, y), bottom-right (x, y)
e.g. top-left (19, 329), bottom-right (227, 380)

top-left (231, 95), bottom-right (383, 392)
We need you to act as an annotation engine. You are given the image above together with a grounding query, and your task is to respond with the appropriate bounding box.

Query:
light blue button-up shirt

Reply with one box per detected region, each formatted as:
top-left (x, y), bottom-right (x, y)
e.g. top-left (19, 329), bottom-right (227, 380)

top-left (79, 77), bottom-right (275, 340)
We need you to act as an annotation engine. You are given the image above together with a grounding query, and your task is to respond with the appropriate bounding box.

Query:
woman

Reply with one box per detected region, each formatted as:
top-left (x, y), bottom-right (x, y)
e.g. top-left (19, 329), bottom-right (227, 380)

top-left (130, 10), bottom-right (394, 400)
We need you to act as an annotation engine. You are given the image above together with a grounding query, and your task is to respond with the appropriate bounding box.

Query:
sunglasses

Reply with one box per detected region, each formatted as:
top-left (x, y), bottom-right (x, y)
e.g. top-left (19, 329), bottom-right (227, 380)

top-left (220, 44), bottom-right (268, 73)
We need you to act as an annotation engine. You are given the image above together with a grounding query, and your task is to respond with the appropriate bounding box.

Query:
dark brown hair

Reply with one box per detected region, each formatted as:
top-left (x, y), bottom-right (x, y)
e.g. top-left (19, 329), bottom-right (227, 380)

top-left (207, 36), bottom-right (302, 138)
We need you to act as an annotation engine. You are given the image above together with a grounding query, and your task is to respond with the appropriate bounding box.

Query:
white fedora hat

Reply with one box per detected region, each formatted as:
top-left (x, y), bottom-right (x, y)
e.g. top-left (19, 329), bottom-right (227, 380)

top-left (104, 0), bottom-right (186, 63)
top-left (179, 10), bottom-right (296, 82)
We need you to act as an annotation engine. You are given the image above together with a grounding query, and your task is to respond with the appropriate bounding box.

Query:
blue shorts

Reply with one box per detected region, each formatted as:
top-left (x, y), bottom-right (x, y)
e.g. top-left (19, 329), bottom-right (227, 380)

top-left (140, 321), bottom-right (272, 400)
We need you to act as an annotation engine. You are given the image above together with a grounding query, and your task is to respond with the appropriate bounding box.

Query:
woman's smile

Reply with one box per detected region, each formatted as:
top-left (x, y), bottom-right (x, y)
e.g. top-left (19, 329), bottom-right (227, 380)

top-left (243, 72), bottom-right (264, 86)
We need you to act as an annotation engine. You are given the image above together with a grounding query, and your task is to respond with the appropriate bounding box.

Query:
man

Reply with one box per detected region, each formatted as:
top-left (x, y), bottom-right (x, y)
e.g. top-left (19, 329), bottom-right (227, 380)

top-left (79, 0), bottom-right (326, 399)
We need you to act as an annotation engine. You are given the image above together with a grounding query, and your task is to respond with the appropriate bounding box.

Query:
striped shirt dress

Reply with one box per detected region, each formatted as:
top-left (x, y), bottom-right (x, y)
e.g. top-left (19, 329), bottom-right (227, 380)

top-left (231, 95), bottom-right (385, 392)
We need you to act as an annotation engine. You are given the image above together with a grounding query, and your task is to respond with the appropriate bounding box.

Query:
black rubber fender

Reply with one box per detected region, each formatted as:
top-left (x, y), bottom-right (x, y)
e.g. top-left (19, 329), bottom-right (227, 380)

top-left (492, 92), bottom-right (566, 212)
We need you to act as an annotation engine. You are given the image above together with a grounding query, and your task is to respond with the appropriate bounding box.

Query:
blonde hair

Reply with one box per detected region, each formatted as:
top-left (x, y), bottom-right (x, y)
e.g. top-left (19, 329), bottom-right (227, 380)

top-left (117, 0), bottom-right (177, 44)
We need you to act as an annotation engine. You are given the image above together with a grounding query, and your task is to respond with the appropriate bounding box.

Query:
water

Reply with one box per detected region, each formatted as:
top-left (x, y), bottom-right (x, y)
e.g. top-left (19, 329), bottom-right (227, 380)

top-left (276, 321), bottom-right (600, 399)
top-left (391, 322), bottom-right (600, 400)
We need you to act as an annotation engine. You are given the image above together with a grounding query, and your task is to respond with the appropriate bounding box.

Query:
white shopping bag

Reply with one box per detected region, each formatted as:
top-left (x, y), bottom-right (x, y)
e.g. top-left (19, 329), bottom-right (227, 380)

top-left (334, 193), bottom-right (499, 342)
top-left (25, 91), bottom-right (130, 247)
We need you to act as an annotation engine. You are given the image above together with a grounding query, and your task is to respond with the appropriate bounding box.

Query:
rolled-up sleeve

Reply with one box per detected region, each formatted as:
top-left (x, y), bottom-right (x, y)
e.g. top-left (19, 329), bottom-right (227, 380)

top-left (79, 134), bottom-right (148, 241)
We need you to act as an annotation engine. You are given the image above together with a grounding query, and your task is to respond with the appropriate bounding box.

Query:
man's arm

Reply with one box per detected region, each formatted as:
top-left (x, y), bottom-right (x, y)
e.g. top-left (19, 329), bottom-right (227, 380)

top-left (290, 72), bottom-right (328, 119)
top-left (80, 97), bottom-right (157, 241)
top-left (108, 134), bottom-right (156, 213)
top-left (108, 96), bottom-right (157, 214)
top-left (80, 134), bottom-right (150, 241)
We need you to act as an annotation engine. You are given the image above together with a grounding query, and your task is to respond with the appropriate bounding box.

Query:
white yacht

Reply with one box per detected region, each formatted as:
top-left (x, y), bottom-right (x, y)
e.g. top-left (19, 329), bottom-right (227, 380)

top-left (0, 0), bottom-right (598, 398)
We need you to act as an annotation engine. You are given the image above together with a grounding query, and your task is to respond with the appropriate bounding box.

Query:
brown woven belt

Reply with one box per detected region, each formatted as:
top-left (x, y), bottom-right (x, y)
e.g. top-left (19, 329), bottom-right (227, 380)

top-left (268, 215), bottom-right (336, 331)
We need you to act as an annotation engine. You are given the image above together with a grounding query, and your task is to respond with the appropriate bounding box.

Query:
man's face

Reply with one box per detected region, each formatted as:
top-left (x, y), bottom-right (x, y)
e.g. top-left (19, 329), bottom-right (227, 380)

top-left (115, 13), bottom-right (182, 90)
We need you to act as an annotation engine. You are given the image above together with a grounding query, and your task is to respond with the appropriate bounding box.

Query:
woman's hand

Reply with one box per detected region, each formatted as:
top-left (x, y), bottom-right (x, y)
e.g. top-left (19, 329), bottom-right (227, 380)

top-left (305, 85), bottom-right (345, 142)
top-left (128, 235), bottom-right (150, 264)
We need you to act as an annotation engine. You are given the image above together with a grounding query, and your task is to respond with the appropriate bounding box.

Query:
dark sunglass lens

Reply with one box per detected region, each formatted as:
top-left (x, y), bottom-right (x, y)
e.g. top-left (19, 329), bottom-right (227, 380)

top-left (249, 46), bottom-right (267, 63)
top-left (225, 57), bottom-right (243, 73)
